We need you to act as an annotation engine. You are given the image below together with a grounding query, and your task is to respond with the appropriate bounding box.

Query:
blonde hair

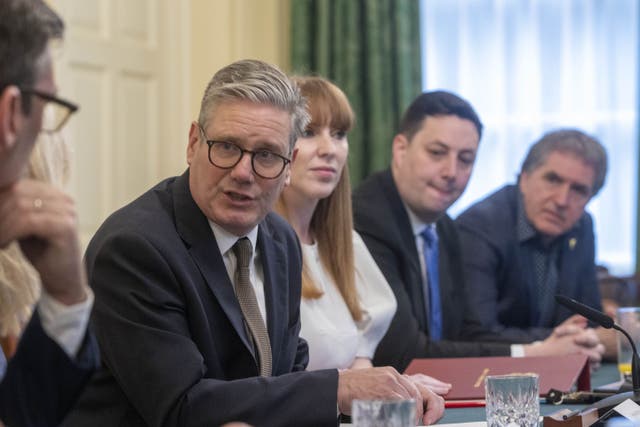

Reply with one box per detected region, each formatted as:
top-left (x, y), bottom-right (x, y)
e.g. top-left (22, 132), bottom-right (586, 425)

top-left (0, 134), bottom-right (70, 338)
top-left (276, 76), bottom-right (362, 321)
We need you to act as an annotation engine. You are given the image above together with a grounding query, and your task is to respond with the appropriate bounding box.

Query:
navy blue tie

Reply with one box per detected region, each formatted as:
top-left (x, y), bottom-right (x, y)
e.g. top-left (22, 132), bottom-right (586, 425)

top-left (421, 226), bottom-right (442, 341)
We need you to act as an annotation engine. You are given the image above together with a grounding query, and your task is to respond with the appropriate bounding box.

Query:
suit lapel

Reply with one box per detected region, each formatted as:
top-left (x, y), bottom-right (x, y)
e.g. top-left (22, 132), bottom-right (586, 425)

top-left (382, 171), bottom-right (422, 278)
top-left (257, 220), bottom-right (287, 370)
top-left (381, 171), bottom-right (428, 330)
top-left (435, 218), bottom-right (454, 337)
top-left (190, 239), bottom-right (257, 355)
top-left (172, 170), bottom-right (256, 357)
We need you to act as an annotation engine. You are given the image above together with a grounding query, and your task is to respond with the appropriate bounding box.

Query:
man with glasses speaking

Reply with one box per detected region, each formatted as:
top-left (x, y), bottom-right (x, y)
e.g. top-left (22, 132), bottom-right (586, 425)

top-left (0, 1), bottom-right (98, 426)
top-left (64, 59), bottom-right (444, 427)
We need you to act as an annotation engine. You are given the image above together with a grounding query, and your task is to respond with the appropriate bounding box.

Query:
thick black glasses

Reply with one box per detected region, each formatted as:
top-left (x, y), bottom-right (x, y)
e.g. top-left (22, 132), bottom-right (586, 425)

top-left (20, 87), bottom-right (79, 133)
top-left (199, 126), bottom-right (290, 179)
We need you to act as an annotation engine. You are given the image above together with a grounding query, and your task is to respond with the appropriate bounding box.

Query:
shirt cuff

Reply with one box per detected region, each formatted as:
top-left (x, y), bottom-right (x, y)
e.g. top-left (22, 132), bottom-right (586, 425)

top-left (37, 288), bottom-right (94, 358)
top-left (510, 344), bottom-right (525, 357)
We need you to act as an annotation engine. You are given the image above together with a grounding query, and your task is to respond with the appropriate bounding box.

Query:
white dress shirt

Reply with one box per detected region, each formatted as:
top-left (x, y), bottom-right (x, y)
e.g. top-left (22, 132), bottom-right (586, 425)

top-left (208, 220), bottom-right (266, 320)
top-left (405, 206), bottom-right (435, 296)
top-left (300, 230), bottom-right (397, 370)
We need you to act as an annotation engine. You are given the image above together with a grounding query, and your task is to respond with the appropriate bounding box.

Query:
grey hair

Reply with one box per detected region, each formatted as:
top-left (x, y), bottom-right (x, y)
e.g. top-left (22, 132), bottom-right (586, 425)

top-left (197, 59), bottom-right (309, 152)
top-left (520, 129), bottom-right (608, 196)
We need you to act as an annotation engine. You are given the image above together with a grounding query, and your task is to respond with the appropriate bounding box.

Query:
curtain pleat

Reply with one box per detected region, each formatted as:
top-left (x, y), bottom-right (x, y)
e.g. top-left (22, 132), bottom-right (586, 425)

top-left (290, 0), bottom-right (422, 185)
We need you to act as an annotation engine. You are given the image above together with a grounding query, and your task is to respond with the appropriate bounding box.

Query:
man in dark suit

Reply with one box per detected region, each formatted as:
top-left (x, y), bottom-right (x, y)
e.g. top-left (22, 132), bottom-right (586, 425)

top-left (456, 129), bottom-right (615, 356)
top-left (0, 1), bottom-right (99, 426)
top-left (64, 59), bottom-right (444, 427)
top-left (353, 91), bottom-right (604, 372)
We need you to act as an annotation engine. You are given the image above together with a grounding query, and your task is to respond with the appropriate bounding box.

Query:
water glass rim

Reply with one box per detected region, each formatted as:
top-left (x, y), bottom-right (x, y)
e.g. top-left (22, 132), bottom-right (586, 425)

top-left (485, 373), bottom-right (539, 380)
top-left (352, 398), bottom-right (416, 404)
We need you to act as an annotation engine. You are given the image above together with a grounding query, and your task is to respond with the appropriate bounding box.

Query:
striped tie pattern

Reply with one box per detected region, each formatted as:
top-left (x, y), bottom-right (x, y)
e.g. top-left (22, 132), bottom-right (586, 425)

top-left (233, 237), bottom-right (272, 377)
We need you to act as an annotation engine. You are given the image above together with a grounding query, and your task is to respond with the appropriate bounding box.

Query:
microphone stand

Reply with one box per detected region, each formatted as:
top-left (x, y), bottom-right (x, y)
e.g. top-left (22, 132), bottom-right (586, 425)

top-left (546, 296), bottom-right (640, 426)
top-left (613, 324), bottom-right (640, 396)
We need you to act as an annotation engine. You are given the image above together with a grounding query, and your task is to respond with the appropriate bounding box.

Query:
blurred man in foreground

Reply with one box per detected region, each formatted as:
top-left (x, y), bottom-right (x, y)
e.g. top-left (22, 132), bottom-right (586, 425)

top-left (0, 1), bottom-right (98, 425)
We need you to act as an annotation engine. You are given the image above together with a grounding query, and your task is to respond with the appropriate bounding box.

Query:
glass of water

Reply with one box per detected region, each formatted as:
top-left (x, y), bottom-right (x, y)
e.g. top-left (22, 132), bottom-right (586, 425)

top-left (616, 307), bottom-right (640, 382)
top-left (485, 373), bottom-right (539, 427)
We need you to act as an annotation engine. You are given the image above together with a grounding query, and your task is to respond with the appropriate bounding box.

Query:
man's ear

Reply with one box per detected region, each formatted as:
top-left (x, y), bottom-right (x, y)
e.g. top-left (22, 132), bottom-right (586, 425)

top-left (186, 121), bottom-right (200, 165)
top-left (391, 133), bottom-right (408, 168)
top-left (283, 148), bottom-right (297, 187)
top-left (0, 86), bottom-right (22, 152)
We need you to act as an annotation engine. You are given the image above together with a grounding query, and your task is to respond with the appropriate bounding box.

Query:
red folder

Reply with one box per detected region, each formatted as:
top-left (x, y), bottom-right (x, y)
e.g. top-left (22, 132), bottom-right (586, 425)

top-left (405, 354), bottom-right (590, 400)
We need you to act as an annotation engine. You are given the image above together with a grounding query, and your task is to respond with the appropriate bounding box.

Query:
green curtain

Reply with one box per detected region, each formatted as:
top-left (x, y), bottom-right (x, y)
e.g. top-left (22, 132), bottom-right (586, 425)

top-left (290, 0), bottom-right (422, 185)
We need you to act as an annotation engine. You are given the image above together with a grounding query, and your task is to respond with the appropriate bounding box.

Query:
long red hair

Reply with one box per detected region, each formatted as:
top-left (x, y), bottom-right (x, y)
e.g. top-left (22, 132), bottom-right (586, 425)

top-left (276, 76), bottom-right (362, 321)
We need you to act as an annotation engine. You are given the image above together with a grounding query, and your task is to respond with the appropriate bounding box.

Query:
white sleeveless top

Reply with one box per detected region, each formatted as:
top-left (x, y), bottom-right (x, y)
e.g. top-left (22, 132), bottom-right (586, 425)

top-left (299, 230), bottom-right (396, 370)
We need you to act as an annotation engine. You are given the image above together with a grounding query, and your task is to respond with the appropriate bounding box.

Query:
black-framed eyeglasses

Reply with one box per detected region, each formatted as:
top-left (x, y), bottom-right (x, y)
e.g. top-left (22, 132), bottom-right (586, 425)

top-left (199, 125), bottom-right (291, 179)
top-left (20, 87), bottom-right (79, 133)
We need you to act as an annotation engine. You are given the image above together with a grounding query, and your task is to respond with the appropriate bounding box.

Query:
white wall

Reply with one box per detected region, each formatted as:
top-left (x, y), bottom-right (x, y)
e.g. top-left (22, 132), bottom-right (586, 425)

top-left (50, 0), bottom-right (290, 245)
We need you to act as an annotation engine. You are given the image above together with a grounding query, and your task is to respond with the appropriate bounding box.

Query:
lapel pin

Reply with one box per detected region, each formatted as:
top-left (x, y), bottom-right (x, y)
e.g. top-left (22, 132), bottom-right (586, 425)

top-left (569, 238), bottom-right (577, 250)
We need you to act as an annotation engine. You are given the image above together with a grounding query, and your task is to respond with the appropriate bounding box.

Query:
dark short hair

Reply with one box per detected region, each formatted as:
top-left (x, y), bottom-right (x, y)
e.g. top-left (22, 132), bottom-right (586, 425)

top-left (399, 90), bottom-right (483, 141)
top-left (0, 0), bottom-right (64, 112)
top-left (521, 128), bottom-right (608, 196)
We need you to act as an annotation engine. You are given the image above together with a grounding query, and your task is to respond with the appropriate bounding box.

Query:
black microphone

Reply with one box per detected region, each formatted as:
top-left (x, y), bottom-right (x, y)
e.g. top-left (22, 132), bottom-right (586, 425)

top-left (555, 294), bottom-right (640, 395)
top-left (555, 294), bottom-right (615, 329)
top-left (554, 295), bottom-right (640, 423)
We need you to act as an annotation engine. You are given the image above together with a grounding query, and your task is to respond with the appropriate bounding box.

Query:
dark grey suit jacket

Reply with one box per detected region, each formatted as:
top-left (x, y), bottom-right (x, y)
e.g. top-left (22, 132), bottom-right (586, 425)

top-left (0, 311), bottom-right (98, 427)
top-left (456, 185), bottom-right (602, 342)
top-left (64, 171), bottom-right (339, 427)
top-left (353, 170), bottom-right (510, 372)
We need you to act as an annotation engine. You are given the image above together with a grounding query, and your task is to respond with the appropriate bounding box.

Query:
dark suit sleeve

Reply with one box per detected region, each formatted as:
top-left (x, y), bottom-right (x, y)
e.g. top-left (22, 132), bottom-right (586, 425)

top-left (86, 231), bottom-right (337, 427)
top-left (290, 235), bottom-right (311, 373)
top-left (0, 311), bottom-right (97, 427)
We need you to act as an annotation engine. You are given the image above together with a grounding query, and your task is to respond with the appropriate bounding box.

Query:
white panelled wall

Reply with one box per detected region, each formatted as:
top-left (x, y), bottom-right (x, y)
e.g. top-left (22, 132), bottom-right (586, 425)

top-left (50, 0), bottom-right (290, 247)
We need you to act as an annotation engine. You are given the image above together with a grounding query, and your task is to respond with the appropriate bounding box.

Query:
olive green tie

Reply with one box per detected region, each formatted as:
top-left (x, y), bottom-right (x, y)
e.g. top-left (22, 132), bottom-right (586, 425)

top-left (232, 237), bottom-right (272, 377)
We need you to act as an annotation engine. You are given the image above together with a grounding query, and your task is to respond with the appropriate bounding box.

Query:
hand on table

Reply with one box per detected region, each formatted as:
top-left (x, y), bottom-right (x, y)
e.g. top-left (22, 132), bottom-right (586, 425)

top-left (408, 373), bottom-right (452, 396)
top-left (554, 314), bottom-right (588, 336)
top-left (593, 326), bottom-right (617, 362)
top-left (337, 367), bottom-right (444, 425)
top-left (524, 323), bottom-right (604, 368)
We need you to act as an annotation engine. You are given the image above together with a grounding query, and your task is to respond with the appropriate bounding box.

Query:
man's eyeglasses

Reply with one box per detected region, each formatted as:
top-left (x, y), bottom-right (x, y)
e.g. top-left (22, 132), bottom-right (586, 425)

top-left (199, 125), bottom-right (291, 179)
top-left (20, 87), bottom-right (79, 133)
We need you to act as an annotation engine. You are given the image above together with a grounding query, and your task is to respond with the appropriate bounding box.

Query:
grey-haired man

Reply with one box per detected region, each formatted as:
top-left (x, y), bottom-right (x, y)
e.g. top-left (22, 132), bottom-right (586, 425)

top-left (65, 59), bottom-right (443, 427)
top-left (457, 129), bottom-right (615, 357)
